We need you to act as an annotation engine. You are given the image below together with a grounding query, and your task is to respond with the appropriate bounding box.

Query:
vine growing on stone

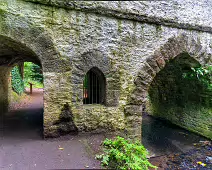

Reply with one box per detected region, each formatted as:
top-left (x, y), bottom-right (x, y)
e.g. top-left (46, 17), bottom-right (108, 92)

top-left (11, 66), bottom-right (25, 95)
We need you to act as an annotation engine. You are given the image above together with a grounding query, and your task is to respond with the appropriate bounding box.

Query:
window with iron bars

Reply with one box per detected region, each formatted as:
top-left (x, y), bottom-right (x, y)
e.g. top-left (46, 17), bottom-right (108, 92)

top-left (83, 67), bottom-right (106, 104)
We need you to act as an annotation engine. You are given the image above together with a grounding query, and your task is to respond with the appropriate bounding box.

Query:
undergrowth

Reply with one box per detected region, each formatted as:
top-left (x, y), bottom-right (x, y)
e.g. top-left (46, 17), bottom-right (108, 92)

top-left (96, 136), bottom-right (157, 170)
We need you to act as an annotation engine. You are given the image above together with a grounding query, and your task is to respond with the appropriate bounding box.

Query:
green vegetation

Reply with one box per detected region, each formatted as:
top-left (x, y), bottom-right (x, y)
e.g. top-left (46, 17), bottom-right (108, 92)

top-left (11, 66), bottom-right (25, 95)
top-left (23, 62), bottom-right (43, 88)
top-left (96, 136), bottom-right (157, 170)
top-left (183, 64), bottom-right (212, 91)
top-left (147, 54), bottom-right (211, 138)
top-left (182, 64), bottom-right (212, 108)
top-left (11, 62), bottom-right (43, 95)
top-left (148, 55), bottom-right (211, 111)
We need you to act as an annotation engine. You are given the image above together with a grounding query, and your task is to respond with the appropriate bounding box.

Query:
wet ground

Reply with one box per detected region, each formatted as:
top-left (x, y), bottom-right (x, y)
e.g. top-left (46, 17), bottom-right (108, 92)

top-left (149, 140), bottom-right (212, 170)
top-left (142, 114), bottom-right (212, 169)
top-left (142, 113), bottom-right (208, 157)
top-left (0, 88), bottom-right (211, 169)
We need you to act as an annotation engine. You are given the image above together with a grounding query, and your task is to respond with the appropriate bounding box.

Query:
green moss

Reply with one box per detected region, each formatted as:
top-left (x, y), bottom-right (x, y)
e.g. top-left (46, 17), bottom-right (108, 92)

top-left (0, 8), bottom-right (7, 33)
top-left (156, 24), bottom-right (162, 31)
top-left (111, 49), bottom-right (118, 57)
top-left (117, 19), bottom-right (122, 33)
top-left (75, 11), bottom-right (80, 24)
top-left (0, 8), bottom-right (6, 16)
top-left (10, 90), bottom-right (28, 103)
top-left (0, 0), bottom-right (8, 11)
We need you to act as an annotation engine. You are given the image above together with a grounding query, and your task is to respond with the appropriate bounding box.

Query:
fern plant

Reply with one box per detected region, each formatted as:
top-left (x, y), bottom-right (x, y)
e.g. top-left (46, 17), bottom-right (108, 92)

top-left (96, 136), bottom-right (157, 170)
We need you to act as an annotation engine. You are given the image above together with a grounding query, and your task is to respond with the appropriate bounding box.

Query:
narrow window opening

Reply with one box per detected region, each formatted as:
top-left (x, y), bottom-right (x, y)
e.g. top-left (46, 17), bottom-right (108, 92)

top-left (83, 67), bottom-right (105, 104)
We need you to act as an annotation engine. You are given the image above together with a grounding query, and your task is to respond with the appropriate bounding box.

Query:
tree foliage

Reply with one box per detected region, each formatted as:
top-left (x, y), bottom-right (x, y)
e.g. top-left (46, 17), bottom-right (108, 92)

top-left (24, 62), bottom-right (43, 88)
top-left (183, 65), bottom-right (212, 90)
top-left (31, 63), bottom-right (43, 83)
top-left (96, 136), bottom-right (157, 170)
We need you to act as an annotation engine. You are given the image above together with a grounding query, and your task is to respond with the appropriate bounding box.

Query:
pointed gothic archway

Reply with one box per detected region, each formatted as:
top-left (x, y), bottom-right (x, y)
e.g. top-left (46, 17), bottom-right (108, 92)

top-left (125, 34), bottom-right (211, 140)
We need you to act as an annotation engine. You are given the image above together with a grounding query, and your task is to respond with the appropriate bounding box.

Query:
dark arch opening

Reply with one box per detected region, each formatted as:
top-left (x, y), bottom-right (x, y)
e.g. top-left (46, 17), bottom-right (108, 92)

top-left (146, 52), bottom-right (211, 138)
top-left (148, 53), bottom-right (201, 110)
top-left (0, 35), bottom-right (44, 140)
top-left (83, 67), bottom-right (106, 104)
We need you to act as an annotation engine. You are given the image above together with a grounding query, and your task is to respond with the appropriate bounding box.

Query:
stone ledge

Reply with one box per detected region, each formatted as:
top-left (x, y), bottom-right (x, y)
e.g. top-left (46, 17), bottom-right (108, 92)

top-left (23, 0), bottom-right (212, 33)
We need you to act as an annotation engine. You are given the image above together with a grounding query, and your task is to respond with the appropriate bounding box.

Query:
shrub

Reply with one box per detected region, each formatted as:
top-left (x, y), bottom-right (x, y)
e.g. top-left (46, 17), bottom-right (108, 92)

top-left (96, 136), bottom-right (157, 170)
top-left (183, 65), bottom-right (212, 90)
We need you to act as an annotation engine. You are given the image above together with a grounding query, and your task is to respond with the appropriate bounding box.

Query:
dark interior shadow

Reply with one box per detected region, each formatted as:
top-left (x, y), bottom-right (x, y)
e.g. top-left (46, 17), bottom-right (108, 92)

top-left (1, 107), bottom-right (43, 140)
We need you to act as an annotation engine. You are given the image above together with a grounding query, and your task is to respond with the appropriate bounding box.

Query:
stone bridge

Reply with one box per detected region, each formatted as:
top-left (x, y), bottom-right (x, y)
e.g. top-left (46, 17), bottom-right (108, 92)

top-left (0, 0), bottom-right (211, 140)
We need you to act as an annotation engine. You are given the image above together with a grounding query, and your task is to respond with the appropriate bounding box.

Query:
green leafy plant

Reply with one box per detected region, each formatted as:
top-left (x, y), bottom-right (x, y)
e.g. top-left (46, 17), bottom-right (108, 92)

top-left (11, 66), bottom-right (25, 95)
top-left (182, 65), bottom-right (212, 90)
top-left (96, 136), bottom-right (157, 170)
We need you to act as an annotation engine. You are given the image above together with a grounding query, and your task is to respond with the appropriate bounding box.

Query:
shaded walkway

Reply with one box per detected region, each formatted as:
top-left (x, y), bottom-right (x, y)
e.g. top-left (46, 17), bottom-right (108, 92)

top-left (0, 89), bottom-right (101, 170)
top-left (2, 88), bottom-right (44, 140)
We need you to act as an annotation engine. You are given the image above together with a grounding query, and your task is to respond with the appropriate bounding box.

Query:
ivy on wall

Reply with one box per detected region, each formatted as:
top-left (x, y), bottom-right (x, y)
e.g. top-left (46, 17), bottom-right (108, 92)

top-left (11, 66), bottom-right (25, 95)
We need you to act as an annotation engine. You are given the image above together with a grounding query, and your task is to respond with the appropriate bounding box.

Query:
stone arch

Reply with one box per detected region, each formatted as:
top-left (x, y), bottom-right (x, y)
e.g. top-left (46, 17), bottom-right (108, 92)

top-left (131, 34), bottom-right (210, 106)
top-left (126, 34), bottom-right (211, 140)
top-left (0, 10), bottom-right (70, 73)
top-left (0, 33), bottom-right (46, 114)
top-left (0, 12), bottom-right (71, 137)
top-left (72, 49), bottom-right (120, 106)
top-left (72, 50), bottom-right (110, 84)
top-left (0, 35), bottom-right (41, 66)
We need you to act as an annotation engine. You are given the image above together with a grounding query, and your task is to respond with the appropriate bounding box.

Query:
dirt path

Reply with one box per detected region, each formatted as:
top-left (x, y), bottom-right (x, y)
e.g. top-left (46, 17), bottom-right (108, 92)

top-left (0, 88), bottom-right (103, 170)
top-left (9, 88), bottom-right (43, 111)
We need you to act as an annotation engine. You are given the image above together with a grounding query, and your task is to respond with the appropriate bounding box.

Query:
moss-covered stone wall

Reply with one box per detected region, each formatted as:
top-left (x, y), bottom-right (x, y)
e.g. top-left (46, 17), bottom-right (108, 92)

top-left (147, 53), bottom-right (212, 139)
top-left (0, 0), bottom-right (211, 139)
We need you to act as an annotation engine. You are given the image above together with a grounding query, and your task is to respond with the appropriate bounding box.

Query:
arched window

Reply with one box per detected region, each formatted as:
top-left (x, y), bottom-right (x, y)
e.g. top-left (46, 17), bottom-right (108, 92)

top-left (83, 67), bottom-right (106, 104)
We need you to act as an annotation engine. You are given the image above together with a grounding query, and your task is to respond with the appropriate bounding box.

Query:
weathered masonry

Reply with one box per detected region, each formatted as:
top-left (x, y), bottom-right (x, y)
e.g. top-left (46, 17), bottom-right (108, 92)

top-left (0, 1), bottom-right (211, 140)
